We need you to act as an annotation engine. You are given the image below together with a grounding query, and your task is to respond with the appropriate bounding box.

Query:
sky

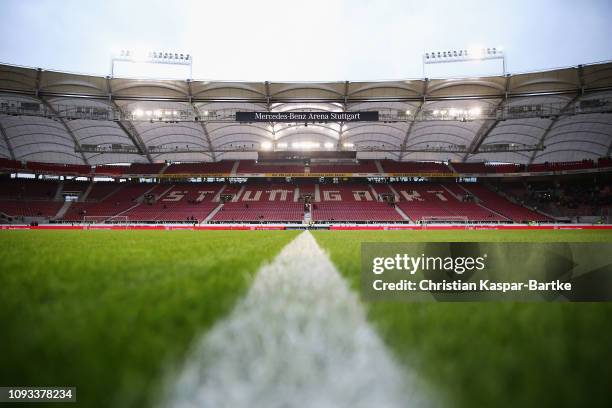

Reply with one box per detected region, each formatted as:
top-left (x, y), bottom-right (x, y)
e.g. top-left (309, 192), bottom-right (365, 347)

top-left (0, 0), bottom-right (611, 81)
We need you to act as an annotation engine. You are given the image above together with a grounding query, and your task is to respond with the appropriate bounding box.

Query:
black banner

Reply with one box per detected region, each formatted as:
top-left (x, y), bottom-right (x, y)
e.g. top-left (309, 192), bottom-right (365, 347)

top-left (236, 111), bottom-right (379, 122)
top-left (361, 242), bottom-right (612, 302)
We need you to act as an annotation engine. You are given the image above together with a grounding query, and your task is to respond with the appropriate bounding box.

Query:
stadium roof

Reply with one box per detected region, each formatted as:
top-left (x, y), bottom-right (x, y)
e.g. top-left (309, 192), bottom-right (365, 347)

top-left (0, 61), bottom-right (611, 165)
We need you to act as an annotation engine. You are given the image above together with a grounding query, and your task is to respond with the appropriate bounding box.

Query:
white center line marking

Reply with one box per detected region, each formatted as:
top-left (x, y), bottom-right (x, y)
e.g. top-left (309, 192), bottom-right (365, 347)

top-left (163, 231), bottom-right (431, 408)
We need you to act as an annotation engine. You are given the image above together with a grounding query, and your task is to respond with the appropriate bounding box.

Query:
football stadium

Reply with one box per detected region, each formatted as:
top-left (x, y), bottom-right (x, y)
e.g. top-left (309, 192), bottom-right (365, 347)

top-left (1, 1), bottom-right (611, 407)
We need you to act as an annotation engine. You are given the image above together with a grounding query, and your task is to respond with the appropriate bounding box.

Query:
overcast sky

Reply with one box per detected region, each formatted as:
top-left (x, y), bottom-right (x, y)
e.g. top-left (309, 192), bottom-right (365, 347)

top-left (0, 0), bottom-right (611, 81)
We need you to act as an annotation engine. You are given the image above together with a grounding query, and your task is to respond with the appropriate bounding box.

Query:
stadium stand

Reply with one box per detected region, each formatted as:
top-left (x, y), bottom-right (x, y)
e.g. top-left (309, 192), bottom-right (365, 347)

top-left (62, 183), bottom-right (155, 222)
top-left (0, 178), bottom-right (59, 200)
top-left (461, 184), bottom-right (550, 222)
top-left (380, 160), bottom-right (452, 174)
top-left (164, 161), bottom-right (235, 175)
top-left (0, 200), bottom-right (62, 218)
top-left (127, 163), bottom-right (166, 175)
top-left (26, 161), bottom-right (91, 175)
top-left (0, 158), bottom-right (24, 172)
top-left (392, 183), bottom-right (506, 222)
top-left (123, 183), bottom-right (223, 222)
top-left (237, 161), bottom-right (304, 174)
top-left (211, 182), bottom-right (302, 222)
top-left (309, 160), bottom-right (378, 174)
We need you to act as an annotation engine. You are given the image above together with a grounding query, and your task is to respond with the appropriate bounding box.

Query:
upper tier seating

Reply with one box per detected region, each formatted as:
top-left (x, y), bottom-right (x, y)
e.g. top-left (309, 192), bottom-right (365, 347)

top-left (237, 161), bottom-right (304, 174)
top-left (127, 163), bottom-right (166, 175)
top-left (381, 160), bottom-right (451, 173)
top-left (26, 161), bottom-right (91, 175)
top-left (0, 158), bottom-right (24, 171)
top-left (0, 178), bottom-right (58, 200)
top-left (164, 161), bottom-right (235, 175)
top-left (309, 160), bottom-right (378, 173)
top-left (527, 160), bottom-right (595, 172)
top-left (94, 165), bottom-right (129, 176)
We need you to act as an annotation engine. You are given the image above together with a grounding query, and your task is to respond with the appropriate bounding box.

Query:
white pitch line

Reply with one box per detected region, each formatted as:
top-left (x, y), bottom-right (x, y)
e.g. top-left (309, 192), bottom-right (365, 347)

top-left (162, 231), bottom-right (431, 408)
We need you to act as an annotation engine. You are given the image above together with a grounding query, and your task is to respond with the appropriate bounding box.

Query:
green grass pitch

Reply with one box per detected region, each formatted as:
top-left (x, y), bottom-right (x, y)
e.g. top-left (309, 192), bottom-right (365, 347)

top-left (1, 229), bottom-right (611, 408)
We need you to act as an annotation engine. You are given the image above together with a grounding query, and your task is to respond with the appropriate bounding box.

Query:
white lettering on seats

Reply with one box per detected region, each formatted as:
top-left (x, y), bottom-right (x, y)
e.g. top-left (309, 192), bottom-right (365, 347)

top-left (353, 191), bottom-right (373, 201)
top-left (196, 191), bottom-right (216, 202)
top-left (267, 189), bottom-right (291, 201)
top-left (323, 191), bottom-right (341, 201)
top-left (399, 190), bottom-right (424, 201)
top-left (428, 191), bottom-right (448, 201)
top-left (163, 191), bottom-right (186, 202)
top-left (241, 191), bottom-right (262, 201)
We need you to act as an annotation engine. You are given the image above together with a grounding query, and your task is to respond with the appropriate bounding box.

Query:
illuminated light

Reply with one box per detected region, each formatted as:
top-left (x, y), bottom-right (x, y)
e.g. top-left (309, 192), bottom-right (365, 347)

top-left (343, 142), bottom-right (354, 148)
top-left (154, 110), bottom-right (162, 117)
top-left (261, 141), bottom-right (273, 150)
top-left (324, 142), bottom-right (334, 149)
top-left (449, 108), bottom-right (458, 117)
top-left (277, 142), bottom-right (288, 148)
top-left (405, 110), bottom-right (411, 115)
top-left (292, 141), bottom-right (320, 150)
top-left (145, 110), bottom-right (153, 116)
top-left (440, 110), bottom-right (447, 115)
top-left (469, 107), bottom-right (482, 116)
top-left (172, 111), bottom-right (178, 115)
top-left (203, 111), bottom-right (209, 116)
top-left (164, 110), bottom-right (172, 115)
top-left (133, 109), bottom-right (143, 117)
top-left (433, 110), bottom-right (440, 115)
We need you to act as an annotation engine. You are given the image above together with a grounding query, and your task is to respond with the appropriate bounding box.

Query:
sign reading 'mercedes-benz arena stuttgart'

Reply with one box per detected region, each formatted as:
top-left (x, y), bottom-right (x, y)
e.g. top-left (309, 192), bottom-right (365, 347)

top-left (236, 111), bottom-right (379, 122)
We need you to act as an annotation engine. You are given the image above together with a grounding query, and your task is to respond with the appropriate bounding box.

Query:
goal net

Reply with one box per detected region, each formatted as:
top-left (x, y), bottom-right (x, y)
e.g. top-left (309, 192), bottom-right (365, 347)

top-left (420, 216), bottom-right (470, 226)
top-left (82, 215), bottom-right (129, 224)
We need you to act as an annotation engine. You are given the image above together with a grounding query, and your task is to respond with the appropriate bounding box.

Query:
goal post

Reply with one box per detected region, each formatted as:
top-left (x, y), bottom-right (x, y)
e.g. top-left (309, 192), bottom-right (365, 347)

top-left (82, 215), bottom-right (129, 224)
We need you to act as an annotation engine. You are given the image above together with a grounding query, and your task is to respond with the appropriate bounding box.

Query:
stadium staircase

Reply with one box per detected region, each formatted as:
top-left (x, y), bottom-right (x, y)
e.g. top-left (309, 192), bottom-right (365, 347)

top-left (394, 206), bottom-right (412, 222)
top-left (53, 180), bottom-right (64, 201)
top-left (203, 203), bottom-right (224, 223)
top-left (374, 160), bottom-right (384, 173)
top-left (79, 181), bottom-right (95, 202)
top-left (485, 183), bottom-right (559, 221)
top-left (452, 183), bottom-right (510, 221)
top-left (54, 201), bottom-right (73, 220)
top-left (158, 163), bottom-right (170, 176)
top-left (230, 161), bottom-right (240, 176)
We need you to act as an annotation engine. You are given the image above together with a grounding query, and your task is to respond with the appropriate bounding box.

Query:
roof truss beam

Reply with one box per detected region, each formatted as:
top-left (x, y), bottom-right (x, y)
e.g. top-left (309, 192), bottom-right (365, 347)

top-left (399, 79), bottom-right (428, 160)
top-left (191, 102), bottom-right (217, 161)
top-left (0, 120), bottom-right (16, 160)
top-left (39, 97), bottom-right (89, 165)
